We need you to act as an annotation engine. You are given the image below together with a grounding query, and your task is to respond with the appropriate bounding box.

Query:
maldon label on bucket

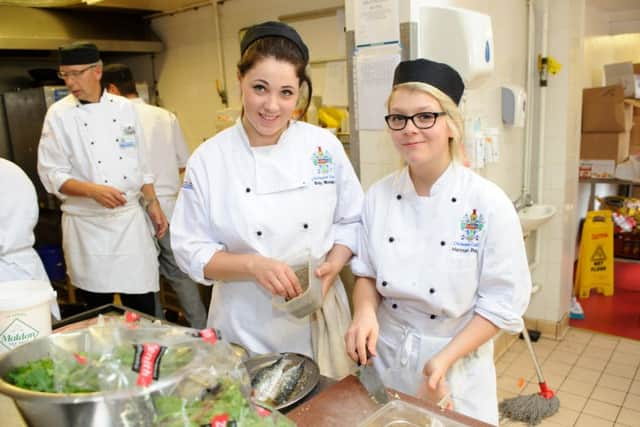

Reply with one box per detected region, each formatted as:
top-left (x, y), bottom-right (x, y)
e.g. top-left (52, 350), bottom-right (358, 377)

top-left (0, 318), bottom-right (39, 351)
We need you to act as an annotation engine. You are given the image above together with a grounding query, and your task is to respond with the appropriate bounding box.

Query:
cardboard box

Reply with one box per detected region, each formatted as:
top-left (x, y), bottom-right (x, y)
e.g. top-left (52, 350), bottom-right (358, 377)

top-left (604, 62), bottom-right (639, 98)
top-left (579, 159), bottom-right (616, 178)
top-left (580, 131), bottom-right (630, 163)
top-left (582, 85), bottom-right (629, 132)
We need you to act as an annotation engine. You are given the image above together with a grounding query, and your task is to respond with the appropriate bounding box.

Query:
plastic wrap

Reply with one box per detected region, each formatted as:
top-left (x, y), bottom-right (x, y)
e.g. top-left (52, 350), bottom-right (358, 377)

top-left (4, 314), bottom-right (294, 427)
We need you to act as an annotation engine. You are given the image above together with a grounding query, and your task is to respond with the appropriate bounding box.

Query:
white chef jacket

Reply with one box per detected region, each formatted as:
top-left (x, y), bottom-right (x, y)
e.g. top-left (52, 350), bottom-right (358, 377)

top-left (1, 159), bottom-right (60, 318)
top-left (0, 159), bottom-right (49, 282)
top-left (171, 119), bottom-right (363, 356)
top-left (351, 163), bottom-right (531, 425)
top-left (37, 91), bottom-right (159, 294)
top-left (130, 98), bottom-right (190, 219)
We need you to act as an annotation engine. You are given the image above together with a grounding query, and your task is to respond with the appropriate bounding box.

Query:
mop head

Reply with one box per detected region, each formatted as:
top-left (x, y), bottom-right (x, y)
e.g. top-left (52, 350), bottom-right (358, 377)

top-left (499, 393), bottom-right (560, 426)
top-left (569, 296), bottom-right (584, 320)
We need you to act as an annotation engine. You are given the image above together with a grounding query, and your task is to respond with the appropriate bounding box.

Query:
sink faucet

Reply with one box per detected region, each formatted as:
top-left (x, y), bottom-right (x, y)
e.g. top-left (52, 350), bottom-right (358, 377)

top-left (513, 192), bottom-right (534, 211)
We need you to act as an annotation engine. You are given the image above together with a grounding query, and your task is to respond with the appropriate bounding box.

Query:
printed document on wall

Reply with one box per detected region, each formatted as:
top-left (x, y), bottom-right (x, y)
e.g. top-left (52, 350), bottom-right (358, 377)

top-left (355, 0), bottom-right (400, 47)
top-left (355, 46), bottom-right (401, 130)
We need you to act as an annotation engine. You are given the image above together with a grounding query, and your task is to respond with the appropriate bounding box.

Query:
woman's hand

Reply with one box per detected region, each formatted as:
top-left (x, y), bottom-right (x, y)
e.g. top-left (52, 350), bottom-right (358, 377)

top-left (417, 354), bottom-right (454, 410)
top-left (315, 260), bottom-right (342, 296)
top-left (248, 255), bottom-right (303, 299)
top-left (345, 307), bottom-right (379, 365)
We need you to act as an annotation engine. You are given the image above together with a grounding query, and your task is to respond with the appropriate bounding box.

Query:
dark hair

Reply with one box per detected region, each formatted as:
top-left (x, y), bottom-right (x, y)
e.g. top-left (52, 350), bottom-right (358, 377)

top-left (237, 36), bottom-right (312, 117)
top-left (101, 63), bottom-right (138, 96)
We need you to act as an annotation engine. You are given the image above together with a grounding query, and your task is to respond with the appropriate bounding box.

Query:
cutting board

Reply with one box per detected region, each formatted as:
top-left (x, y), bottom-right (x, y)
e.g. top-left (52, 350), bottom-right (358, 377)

top-left (286, 375), bottom-right (493, 427)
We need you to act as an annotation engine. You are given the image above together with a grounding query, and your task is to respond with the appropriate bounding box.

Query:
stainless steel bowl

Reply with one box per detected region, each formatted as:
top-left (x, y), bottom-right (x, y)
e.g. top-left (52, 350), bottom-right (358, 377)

top-left (0, 327), bottom-right (217, 427)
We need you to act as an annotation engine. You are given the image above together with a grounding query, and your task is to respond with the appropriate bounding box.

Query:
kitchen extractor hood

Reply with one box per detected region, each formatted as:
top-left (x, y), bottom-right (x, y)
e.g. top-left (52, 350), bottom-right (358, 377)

top-left (0, 4), bottom-right (164, 53)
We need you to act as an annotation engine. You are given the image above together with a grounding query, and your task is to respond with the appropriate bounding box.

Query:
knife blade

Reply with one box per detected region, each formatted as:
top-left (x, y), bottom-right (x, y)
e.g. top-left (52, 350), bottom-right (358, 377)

top-left (356, 362), bottom-right (390, 404)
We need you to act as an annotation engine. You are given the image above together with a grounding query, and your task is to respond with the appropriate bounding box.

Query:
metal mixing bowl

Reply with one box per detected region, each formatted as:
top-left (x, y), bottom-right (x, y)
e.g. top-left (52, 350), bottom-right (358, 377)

top-left (0, 327), bottom-right (215, 427)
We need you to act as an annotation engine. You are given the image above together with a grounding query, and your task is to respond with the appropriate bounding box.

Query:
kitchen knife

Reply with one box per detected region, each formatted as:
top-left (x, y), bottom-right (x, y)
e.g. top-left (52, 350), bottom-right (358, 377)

top-left (356, 360), bottom-right (390, 404)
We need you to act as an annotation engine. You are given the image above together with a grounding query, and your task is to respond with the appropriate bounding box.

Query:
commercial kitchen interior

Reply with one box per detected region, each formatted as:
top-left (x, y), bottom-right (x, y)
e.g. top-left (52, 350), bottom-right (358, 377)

top-left (1, 0), bottom-right (640, 426)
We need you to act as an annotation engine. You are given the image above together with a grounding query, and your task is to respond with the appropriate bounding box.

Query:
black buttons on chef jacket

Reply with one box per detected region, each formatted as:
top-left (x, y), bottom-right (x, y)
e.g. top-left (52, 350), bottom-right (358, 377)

top-left (382, 281), bottom-right (388, 287)
top-left (97, 160), bottom-right (102, 164)
top-left (303, 223), bottom-right (309, 229)
top-left (84, 123), bottom-right (88, 127)
top-left (256, 231), bottom-right (262, 237)
top-left (392, 303), bottom-right (398, 309)
top-left (245, 187), bottom-right (251, 193)
top-left (430, 314), bottom-right (437, 319)
top-left (451, 197), bottom-right (457, 203)
top-left (429, 288), bottom-right (435, 294)
top-left (440, 241), bottom-right (446, 246)
top-left (119, 156), bottom-right (122, 160)
top-left (123, 176), bottom-right (127, 180)
top-left (116, 138), bottom-right (119, 142)
top-left (112, 118), bottom-right (117, 122)
top-left (90, 141), bottom-right (95, 145)
top-left (104, 180), bottom-right (108, 183)
top-left (388, 236), bottom-right (395, 243)
top-left (396, 194), bottom-right (402, 200)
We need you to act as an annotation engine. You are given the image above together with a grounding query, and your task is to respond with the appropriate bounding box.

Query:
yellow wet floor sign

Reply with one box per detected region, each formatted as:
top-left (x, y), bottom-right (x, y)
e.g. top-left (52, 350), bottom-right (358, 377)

top-left (574, 210), bottom-right (614, 298)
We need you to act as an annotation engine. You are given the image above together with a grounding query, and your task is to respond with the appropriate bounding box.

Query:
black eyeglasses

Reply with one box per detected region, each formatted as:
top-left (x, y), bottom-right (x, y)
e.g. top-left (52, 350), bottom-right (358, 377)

top-left (384, 112), bottom-right (447, 131)
top-left (57, 64), bottom-right (97, 80)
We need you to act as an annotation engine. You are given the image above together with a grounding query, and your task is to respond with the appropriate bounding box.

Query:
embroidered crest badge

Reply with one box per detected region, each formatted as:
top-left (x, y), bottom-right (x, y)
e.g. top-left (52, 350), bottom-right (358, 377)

top-left (311, 146), bottom-right (335, 185)
top-left (460, 209), bottom-right (485, 242)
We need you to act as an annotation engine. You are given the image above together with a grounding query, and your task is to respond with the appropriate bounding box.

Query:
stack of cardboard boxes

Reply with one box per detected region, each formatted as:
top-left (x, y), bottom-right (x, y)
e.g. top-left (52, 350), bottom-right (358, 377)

top-left (579, 85), bottom-right (634, 178)
top-left (580, 62), bottom-right (640, 179)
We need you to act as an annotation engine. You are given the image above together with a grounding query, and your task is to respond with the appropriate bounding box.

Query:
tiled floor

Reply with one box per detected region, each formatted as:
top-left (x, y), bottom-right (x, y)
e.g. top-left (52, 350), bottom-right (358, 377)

top-left (497, 328), bottom-right (640, 427)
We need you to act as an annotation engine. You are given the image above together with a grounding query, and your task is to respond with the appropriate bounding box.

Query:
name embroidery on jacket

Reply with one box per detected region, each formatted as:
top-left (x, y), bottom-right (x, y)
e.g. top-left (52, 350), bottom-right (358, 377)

top-left (452, 209), bottom-right (485, 254)
top-left (120, 125), bottom-right (137, 148)
top-left (311, 146), bottom-right (335, 185)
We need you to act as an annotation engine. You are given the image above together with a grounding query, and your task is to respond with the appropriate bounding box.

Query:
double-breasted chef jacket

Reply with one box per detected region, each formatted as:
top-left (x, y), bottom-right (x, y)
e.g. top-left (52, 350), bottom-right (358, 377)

top-left (37, 91), bottom-right (159, 294)
top-left (351, 163), bottom-right (531, 425)
top-left (171, 119), bottom-right (364, 356)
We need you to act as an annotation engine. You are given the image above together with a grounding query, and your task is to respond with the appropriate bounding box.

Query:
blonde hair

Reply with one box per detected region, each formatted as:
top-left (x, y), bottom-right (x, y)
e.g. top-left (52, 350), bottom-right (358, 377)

top-left (386, 82), bottom-right (464, 163)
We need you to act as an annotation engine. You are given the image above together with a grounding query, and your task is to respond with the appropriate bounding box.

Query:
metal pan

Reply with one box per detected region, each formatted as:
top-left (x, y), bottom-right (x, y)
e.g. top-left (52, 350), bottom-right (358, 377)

top-left (244, 352), bottom-right (320, 410)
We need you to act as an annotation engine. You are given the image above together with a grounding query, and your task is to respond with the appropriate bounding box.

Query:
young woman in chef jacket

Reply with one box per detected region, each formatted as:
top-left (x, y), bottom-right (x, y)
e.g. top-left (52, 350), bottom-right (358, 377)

top-left (345, 59), bottom-right (531, 425)
top-left (171, 22), bottom-right (363, 376)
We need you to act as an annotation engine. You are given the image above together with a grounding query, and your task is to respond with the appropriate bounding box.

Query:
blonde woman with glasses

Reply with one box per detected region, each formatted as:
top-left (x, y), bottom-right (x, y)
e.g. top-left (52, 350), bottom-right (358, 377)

top-left (345, 59), bottom-right (531, 425)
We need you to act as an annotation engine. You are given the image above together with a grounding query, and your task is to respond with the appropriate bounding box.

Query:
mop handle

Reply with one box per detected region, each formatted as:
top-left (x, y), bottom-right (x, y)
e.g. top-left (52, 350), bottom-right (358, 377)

top-left (521, 327), bottom-right (545, 383)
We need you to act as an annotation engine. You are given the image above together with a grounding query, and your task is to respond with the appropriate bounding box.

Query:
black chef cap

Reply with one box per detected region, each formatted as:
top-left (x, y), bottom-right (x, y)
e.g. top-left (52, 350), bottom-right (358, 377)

top-left (59, 42), bottom-right (100, 66)
top-left (240, 21), bottom-right (309, 63)
top-left (393, 59), bottom-right (465, 105)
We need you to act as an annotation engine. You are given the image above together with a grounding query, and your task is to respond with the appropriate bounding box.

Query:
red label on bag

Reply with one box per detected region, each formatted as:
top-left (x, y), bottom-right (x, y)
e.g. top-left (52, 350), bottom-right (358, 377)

top-left (255, 406), bottom-right (272, 417)
top-left (210, 413), bottom-right (229, 427)
top-left (132, 343), bottom-right (167, 387)
top-left (73, 352), bottom-right (87, 365)
top-left (199, 328), bottom-right (218, 344)
top-left (125, 311), bottom-right (140, 323)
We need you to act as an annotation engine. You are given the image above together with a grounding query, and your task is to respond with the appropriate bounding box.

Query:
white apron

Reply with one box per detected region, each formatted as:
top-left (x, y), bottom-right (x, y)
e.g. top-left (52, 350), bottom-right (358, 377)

top-left (374, 304), bottom-right (498, 426)
top-left (61, 194), bottom-right (159, 294)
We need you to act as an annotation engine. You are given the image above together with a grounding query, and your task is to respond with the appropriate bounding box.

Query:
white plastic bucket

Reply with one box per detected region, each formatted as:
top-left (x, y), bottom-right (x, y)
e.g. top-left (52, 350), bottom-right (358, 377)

top-left (0, 280), bottom-right (56, 354)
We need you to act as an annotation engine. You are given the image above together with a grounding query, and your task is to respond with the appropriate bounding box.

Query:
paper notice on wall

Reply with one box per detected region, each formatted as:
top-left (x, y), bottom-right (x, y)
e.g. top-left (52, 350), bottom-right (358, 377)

top-left (354, 0), bottom-right (400, 47)
top-left (323, 61), bottom-right (348, 107)
top-left (355, 46), bottom-right (401, 130)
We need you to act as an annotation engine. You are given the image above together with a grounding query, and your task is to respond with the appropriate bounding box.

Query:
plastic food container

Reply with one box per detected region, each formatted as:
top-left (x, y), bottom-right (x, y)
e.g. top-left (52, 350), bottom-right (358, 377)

top-left (358, 400), bottom-right (471, 427)
top-left (272, 256), bottom-right (323, 318)
top-left (0, 280), bottom-right (56, 354)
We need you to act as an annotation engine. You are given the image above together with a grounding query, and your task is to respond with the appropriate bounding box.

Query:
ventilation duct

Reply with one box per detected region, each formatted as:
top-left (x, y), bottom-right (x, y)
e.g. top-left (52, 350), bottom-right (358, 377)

top-left (0, 5), bottom-right (163, 53)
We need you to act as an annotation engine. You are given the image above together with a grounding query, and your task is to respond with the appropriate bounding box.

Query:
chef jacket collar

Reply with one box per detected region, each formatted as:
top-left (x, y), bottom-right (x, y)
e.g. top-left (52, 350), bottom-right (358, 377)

top-left (73, 89), bottom-right (113, 107)
top-left (234, 117), bottom-right (295, 153)
top-left (396, 161), bottom-right (456, 199)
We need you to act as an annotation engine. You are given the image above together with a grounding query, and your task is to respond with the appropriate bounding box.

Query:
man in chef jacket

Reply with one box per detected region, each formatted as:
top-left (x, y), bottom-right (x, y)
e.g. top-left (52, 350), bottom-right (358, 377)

top-left (101, 63), bottom-right (207, 329)
top-left (37, 41), bottom-right (168, 316)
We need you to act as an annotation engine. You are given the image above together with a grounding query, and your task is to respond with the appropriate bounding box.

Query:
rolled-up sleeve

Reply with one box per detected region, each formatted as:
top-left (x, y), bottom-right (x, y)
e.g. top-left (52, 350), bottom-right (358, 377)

top-left (350, 188), bottom-right (377, 279)
top-left (333, 144), bottom-right (364, 255)
top-left (475, 193), bottom-right (531, 333)
top-left (170, 153), bottom-right (225, 285)
top-left (37, 112), bottom-right (73, 198)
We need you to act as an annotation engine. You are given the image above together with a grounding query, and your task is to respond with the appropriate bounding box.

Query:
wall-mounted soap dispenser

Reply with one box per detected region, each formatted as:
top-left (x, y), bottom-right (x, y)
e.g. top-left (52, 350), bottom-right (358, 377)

top-left (501, 85), bottom-right (526, 128)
